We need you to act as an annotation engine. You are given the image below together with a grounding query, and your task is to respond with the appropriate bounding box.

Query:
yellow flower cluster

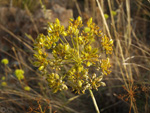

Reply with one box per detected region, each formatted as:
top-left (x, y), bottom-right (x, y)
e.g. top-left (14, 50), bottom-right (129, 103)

top-left (33, 16), bottom-right (113, 94)
top-left (15, 69), bottom-right (24, 80)
top-left (101, 35), bottom-right (113, 54)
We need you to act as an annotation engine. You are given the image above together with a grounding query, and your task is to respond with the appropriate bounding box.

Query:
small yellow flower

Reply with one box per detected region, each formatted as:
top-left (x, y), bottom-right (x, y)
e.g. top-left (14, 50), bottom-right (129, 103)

top-left (1, 58), bottom-right (9, 65)
top-left (111, 11), bottom-right (117, 16)
top-left (1, 76), bottom-right (5, 80)
top-left (104, 14), bottom-right (109, 19)
top-left (24, 86), bottom-right (31, 91)
top-left (1, 82), bottom-right (7, 86)
top-left (86, 61), bottom-right (92, 67)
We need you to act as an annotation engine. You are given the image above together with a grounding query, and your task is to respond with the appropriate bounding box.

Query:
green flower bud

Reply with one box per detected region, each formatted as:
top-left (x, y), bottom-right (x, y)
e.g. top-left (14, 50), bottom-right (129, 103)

top-left (84, 27), bottom-right (91, 33)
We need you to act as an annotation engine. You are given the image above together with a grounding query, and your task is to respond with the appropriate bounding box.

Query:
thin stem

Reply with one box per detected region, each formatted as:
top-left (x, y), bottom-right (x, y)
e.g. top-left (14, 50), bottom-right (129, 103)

top-left (95, 0), bottom-right (111, 39)
top-left (76, 35), bottom-right (80, 57)
top-left (89, 89), bottom-right (100, 113)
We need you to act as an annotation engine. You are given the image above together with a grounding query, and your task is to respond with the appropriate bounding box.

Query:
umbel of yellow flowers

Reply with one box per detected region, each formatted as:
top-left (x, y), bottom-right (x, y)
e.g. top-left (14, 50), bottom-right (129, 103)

top-left (33, 16), bottom-right (113, 94)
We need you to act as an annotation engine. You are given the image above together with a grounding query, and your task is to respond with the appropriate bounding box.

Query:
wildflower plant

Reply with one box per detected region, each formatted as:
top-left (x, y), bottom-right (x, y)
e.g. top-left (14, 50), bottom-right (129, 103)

top-left (33, 16), bottom-right (113, 94)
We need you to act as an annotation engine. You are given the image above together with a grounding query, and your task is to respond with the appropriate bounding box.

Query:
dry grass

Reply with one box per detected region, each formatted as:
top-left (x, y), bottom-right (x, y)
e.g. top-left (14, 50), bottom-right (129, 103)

top-left (83, 0), bottom-right (150, 113)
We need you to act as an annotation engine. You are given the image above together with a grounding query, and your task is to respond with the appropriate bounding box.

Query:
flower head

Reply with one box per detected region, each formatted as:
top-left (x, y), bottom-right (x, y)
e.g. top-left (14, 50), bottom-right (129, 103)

top-left (33, 16), bottom-right (113, 94)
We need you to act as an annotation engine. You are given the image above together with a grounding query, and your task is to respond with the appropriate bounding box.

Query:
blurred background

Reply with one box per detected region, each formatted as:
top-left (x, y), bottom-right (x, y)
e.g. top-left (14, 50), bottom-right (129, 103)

top-left (0, 0), bottom-right (150, 113)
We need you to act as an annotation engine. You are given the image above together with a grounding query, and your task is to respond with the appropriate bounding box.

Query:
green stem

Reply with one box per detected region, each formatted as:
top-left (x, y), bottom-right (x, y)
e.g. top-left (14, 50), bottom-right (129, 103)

top-left (89, 89), bottom-right (100, 113)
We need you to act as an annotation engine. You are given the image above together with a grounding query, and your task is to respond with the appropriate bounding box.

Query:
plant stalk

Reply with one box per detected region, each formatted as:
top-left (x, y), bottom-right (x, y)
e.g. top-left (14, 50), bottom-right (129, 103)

top-left (89, 89), bottom-right (100, 113)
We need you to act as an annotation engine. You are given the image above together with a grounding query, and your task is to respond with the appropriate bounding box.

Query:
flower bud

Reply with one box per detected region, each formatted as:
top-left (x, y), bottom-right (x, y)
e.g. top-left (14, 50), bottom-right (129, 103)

top-left (86, 61), bottom-right (92, 67)
top-left (88, 18), bottom-right (92, 25)
top-left (100, 82), bottom-right (106, 86)
top-left (84, 27), bottom-right (90, 33)
top-left (38, 65), bottom-right (44, 71)
top-left (64, 44), bottom-right (70, 51)
top-left (55, 74), bottom-right (59, 79)
top-left (77, 16), bottom-right (82, 22)
top-left (78, 80), bottom-right (82, 87)
top-left (55, 18), bottom-right (60, 25)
